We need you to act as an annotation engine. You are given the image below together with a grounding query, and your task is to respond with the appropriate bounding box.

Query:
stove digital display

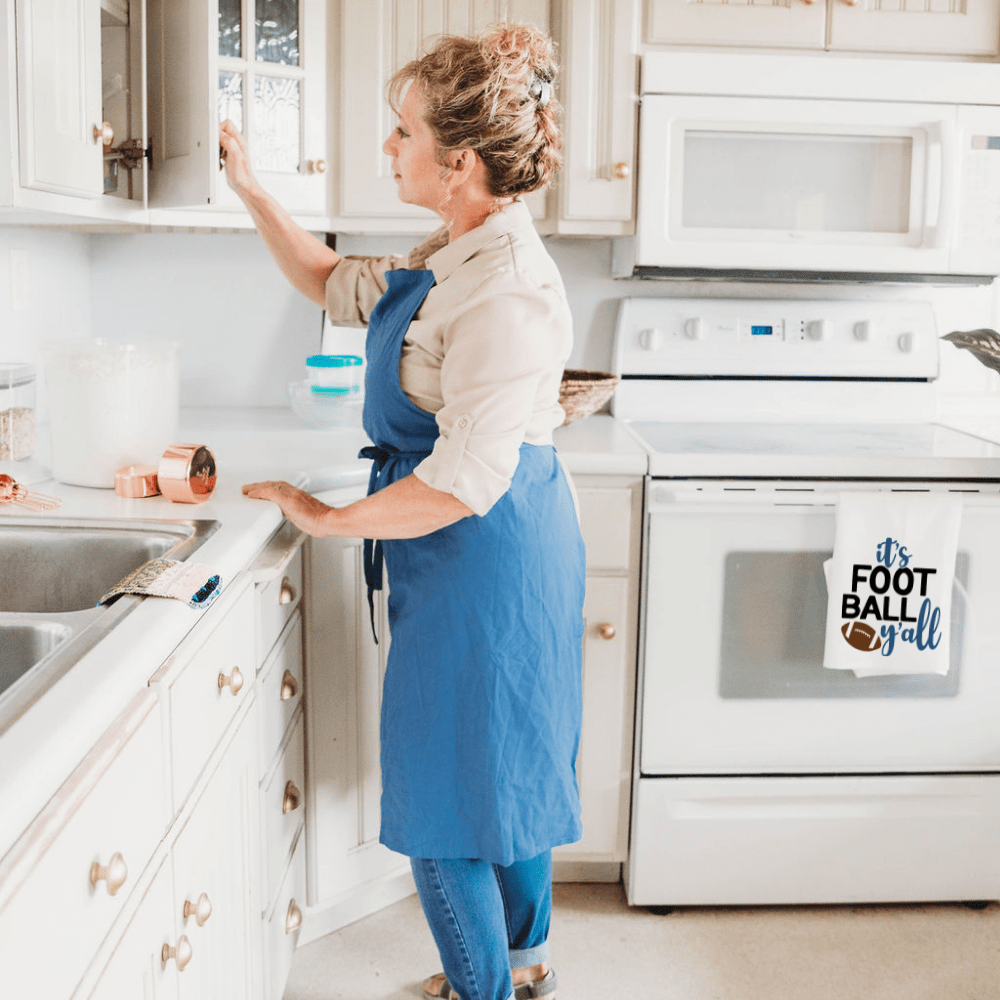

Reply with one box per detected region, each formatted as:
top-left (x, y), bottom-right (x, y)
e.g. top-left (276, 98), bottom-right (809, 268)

top-left (751, 325), bottom-right (773, 336)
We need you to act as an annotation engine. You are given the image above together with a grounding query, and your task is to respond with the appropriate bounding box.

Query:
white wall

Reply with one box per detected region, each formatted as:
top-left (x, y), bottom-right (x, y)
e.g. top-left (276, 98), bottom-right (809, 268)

top-left (3, 225), bottom-right (1000, 427)
top-left (0, 227), bottom-right (93, 417)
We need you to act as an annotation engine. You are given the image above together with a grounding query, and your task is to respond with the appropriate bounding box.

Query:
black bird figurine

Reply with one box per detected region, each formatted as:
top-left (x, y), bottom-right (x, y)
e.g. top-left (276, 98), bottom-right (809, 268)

top-left (942, 329), bottom-right (1000, 376)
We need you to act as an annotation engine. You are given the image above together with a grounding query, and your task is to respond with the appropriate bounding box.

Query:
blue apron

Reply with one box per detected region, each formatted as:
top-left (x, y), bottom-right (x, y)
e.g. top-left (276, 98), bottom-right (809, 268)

top-left (360, 267), bottom-right (585, 866)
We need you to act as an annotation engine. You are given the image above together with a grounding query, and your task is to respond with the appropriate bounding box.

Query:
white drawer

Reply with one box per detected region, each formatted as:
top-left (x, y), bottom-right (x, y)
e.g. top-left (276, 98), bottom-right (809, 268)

top-left (256, 545), bottom-right (303, 671)
top-left (578, 487), bottom-right (633, 572)
top-left (258, 613), bottom-right (304, 779)
top-left (261, 713), bottom-right (305, 908)
top-left (0, 693), bottom-right (166, 1000)
top-left (153, 582), bottom-right (255, 812)
top-left (265, 828), bottom-right (306, 1000)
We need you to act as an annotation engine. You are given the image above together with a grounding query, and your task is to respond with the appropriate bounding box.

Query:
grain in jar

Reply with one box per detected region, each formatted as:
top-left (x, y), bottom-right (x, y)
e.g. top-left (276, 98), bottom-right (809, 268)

top-left (0, 364), bottom-right (36, 462)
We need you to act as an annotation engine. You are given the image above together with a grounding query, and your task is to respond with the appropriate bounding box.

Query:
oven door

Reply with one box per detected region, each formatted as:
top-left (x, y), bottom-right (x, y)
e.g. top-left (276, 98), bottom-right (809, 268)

top-left (635, 95), bottom-right (957, 275)
top-left (641, 481), bottom-right (1000, 776)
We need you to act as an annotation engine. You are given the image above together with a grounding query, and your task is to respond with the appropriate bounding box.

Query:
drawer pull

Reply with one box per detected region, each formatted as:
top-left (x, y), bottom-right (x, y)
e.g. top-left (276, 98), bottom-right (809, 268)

top-left (218, 666), bottom-right (244, 696)
top-left (183, 892), bottom-right (213, 927)
top-left (597, 622), bottom-right (617, 641)
top-left (162, 936), bottom-right (193, 972)
top-left (285, 898), bottom-right (303, 934)
top-left (89, 852), bottom-right (128, 896)
top-left (279, 577), bottom-right (296, 605)
top-left (280, 670), bottom-right (299, 701)
top-left (283, 780), bottom-right (301, 814)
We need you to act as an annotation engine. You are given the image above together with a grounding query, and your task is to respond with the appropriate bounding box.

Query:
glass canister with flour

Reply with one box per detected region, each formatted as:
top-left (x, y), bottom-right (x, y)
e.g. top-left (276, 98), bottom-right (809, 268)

top-left (0, 364), bottom-right (36, 463)
top-left (42, 340), bottom-right (180, 488)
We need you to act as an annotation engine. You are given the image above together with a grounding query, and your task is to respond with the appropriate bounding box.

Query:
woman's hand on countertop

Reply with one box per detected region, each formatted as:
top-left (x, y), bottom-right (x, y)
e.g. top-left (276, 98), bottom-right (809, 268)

top-left (243, 473), bottom-right (473, 539)
top-left (242, 480), bottom-right (334, 536)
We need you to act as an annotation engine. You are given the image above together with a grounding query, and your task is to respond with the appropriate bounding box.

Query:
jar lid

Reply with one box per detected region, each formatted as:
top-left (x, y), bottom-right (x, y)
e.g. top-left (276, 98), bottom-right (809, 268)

top-left (306, 354), bottom-right (363, 368)
top-left (0, 363), bottom-right (36, 388)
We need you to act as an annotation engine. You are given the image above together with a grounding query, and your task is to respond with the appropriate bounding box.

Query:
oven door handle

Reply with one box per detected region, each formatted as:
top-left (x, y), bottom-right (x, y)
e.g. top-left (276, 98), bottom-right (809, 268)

top-left (647, 485), bottom-right (840, 513)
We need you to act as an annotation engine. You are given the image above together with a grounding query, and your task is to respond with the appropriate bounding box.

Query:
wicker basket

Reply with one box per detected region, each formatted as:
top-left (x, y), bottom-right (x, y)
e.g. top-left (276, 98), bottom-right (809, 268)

top-left (558, 369), bottom-right (619, 425)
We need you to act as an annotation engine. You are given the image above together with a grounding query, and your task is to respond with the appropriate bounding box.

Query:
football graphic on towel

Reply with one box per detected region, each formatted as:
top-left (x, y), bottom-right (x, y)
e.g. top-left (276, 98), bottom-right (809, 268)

top-left (841, 620), bottom-right (882, 652)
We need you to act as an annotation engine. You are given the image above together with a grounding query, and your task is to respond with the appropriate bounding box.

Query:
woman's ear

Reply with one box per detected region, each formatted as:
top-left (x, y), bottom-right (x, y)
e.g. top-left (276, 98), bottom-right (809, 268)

top-left (447, 148), bottom-right (479, 186)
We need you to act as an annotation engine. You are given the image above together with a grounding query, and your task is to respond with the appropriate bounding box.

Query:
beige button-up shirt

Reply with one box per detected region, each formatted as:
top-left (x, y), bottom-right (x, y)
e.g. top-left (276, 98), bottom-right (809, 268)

top-left (325, 200), bottom-right (571, 516)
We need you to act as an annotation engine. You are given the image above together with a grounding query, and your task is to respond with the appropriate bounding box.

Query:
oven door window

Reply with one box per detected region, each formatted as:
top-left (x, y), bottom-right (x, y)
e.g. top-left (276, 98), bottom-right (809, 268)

top-left (718, 550), bottom-right (966, 699)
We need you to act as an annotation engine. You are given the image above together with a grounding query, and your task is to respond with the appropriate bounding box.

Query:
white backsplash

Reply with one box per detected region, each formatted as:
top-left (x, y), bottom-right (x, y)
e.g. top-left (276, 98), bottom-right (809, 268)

top-left (2, 225), bottom-right (1000, 432)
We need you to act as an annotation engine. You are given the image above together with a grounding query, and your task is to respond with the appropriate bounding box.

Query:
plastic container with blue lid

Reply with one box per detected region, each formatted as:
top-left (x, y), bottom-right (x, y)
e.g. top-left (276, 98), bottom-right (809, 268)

top-left (306, 354), bottom-right (363, 393)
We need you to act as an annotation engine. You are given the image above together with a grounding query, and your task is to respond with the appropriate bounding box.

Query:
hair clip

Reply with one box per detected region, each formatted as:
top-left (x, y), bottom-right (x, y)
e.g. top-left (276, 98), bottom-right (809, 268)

top-left (529, 76), bottom-right (552, 110)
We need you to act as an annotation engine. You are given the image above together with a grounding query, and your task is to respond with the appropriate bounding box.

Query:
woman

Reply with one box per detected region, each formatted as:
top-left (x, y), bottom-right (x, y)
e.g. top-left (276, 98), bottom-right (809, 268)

top-left (221, 22), bottom-right (584, 1000)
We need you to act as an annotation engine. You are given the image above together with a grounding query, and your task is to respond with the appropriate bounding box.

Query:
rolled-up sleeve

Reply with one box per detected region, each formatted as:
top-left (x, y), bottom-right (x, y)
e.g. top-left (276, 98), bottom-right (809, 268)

top-left (324, 253), bottom-right (406, 327)
top-left (412, 275), bottom-right (566, 516)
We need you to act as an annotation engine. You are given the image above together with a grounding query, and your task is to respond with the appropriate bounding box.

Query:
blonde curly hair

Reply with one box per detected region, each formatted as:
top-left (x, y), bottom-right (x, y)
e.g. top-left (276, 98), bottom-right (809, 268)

top-left (387, 22), bottom-right (562, 198)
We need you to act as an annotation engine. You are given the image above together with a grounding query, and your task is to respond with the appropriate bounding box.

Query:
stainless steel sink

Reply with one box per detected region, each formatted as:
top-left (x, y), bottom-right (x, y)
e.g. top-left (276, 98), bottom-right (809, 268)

top-left (0, 517), bottom-right (219, 733)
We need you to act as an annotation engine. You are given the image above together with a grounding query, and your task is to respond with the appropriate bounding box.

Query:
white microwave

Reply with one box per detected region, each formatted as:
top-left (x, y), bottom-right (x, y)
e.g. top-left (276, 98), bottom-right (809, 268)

top-left (616, 53), bottom-right (1000, 284)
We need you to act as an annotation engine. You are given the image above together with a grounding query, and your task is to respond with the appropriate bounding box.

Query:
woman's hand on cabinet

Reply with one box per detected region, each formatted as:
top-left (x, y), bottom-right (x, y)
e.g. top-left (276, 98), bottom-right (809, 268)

top-left (219, 120), bottom-right (257, 200)
top-left (242, 480), bottom-right (335, 537)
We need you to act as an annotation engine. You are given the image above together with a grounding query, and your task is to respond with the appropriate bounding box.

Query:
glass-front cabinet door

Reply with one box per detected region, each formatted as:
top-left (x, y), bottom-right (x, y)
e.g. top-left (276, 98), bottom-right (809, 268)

top-left (147, 0), bottom-right (327, 214)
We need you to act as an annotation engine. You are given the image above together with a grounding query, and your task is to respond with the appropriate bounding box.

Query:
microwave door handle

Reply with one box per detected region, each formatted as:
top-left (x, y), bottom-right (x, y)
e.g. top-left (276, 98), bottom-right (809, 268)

top-left (925, 119), bottom-right (957, 249)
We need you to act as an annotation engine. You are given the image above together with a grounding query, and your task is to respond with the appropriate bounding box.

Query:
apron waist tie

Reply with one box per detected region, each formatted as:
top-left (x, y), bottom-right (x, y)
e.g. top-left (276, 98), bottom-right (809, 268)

top-left (358, 443), bottom-right (431, 643)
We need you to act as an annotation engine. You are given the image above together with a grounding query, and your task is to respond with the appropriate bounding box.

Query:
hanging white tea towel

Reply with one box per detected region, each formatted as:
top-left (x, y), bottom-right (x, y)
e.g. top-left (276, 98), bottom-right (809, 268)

top-left (822, 492), bottom-right (963, 677)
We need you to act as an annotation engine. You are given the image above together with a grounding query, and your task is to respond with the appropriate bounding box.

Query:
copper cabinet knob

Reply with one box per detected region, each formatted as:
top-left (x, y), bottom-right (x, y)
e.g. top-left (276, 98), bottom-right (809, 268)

top-left (611, 162), bottom-right (630, 180)
top-left (285, 899), bottom-right (303, 934)
top-left (279, 577), bottom-right (296, 605)
top-left (306, 159), bottom-right (327, 174)
top-left (89, 852), bottom-right (128, 895)
top-left (162, 936), bottom-right (193, 971)
top-left (93, 121), bottom-right (114, 146)
top-left (183, 892), bottom-right (213, 927)
top-left (597, 622), bottom-right (617, 641)
top-left (218, 666), bottom-right (244, 696)
top-left (283, 780), bottom-right (301, 814)
top-left (280, 670), bottom-right (299, 702)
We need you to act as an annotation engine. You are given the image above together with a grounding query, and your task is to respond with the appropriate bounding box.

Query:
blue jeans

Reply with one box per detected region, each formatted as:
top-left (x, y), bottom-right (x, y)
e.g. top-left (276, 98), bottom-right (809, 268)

top-left (410, 851), bottom-right (552, 1000)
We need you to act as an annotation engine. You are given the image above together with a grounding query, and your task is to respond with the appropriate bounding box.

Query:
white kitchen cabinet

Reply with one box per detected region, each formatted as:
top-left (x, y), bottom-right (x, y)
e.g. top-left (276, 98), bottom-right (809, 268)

top-left (14, 0), bottom-right (104, 197)
top-left (85, 703), bottom-right (260, 1000)
top-left (170, 704), bottom-right (259, 1000)
top-left (0, 689), bottom-right (167, 1000)
top-left (828, 0), bottom-right (1000, 57)
top-left (251, 520), bottom-right (307, 997)
top-left (645, 0), bottom-right (1000, 58)
top-left (87, 856), bottom-right (178, 1000)
top-left (146, 0), bottom-right (328, 214)
top-left (552, 0), bottom-right (639, 234)
top-left (336, 0), bottom-right (548, 230)
top-left (302, 529), bottom-right (413, 941)
top-left (553, 475), bottom-right (642, 879)
top-left (1, 0), bottom-right (149, 215)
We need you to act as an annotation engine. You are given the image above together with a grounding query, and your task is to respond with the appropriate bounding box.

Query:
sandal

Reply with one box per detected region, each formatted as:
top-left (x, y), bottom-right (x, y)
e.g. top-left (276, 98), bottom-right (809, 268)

top-left (422, 969), bottom-right (557, 1000)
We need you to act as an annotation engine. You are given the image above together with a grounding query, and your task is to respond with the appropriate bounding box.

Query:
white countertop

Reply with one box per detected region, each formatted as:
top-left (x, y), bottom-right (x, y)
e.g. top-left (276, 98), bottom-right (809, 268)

top-left (0, 407), bottom-right (643, 857)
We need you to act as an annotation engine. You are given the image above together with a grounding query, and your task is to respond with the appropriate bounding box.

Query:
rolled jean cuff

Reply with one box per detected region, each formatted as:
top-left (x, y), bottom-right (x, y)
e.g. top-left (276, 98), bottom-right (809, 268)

top-left (508, 943), bottom-right (549, 967)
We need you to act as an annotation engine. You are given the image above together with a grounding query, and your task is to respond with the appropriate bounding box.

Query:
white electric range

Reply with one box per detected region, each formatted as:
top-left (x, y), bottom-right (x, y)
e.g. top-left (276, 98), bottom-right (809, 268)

top-left (612, 297), bottom-right (1000, 907)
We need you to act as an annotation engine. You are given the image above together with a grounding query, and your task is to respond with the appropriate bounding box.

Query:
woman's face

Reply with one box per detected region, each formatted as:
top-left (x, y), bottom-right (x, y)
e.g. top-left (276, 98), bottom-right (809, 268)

top-left (383, 85), bottom-right (447, 211)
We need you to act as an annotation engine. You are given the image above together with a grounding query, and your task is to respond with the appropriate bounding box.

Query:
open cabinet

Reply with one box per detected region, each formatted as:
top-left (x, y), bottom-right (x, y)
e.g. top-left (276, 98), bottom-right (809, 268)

top-left (14, 0), bottom-right (147, 203)
top-left (146, 0), bottom-right (327, 215)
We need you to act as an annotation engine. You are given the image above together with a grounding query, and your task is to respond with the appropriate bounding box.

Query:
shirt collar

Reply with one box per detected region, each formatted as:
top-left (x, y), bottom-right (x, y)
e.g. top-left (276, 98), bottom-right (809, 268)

top-left (424, 200), bottom-right (532, 283)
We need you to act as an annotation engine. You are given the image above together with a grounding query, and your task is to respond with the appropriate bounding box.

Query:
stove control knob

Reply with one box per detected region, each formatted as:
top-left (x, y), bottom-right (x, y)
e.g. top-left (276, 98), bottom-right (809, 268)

top-left (854, 320), bottom-right (875, 342)
top-left (639, 327), bottom-right (664, 351)
top-left (683, 318), bottom-right (706, 341)
top-left (807, 319), bottom-right (830, 341)
top-left (897, 331), bottom-right (919, 353)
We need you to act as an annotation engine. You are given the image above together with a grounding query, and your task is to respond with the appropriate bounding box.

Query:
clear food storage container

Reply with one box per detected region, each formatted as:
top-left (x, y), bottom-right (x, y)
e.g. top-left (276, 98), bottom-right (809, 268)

top-left (42, 339), bottom-right (180, 488)
top-left (306, 354), bottom-right (363, 393)
top-left (0, 364), bottom-right (37, 462)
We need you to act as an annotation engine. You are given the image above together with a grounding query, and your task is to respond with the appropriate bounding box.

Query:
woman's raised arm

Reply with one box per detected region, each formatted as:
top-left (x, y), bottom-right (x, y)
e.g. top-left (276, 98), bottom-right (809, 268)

top-left (219, 120), bottom-right (340, 307)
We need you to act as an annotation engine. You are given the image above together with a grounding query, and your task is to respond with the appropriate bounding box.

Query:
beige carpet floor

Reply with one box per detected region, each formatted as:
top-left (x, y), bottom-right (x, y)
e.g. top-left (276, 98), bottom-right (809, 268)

top-left (282, 882), bottom-right (1000, 1000)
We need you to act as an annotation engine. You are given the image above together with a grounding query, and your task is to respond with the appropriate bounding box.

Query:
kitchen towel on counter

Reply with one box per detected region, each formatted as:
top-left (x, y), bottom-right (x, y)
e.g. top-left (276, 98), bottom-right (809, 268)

top-left (822, 492), bottom-right (963, 677)
top-left (99, 558), bottom-right (221, 610)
